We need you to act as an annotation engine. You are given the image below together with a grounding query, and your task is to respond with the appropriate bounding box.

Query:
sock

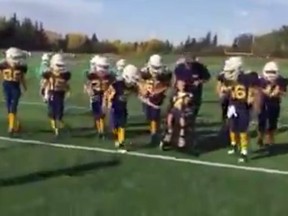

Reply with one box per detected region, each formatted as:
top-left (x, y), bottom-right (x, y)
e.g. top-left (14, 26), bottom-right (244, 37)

top-left (266, 131), bottom-right (274, 145)
top-left (113, 128), bottom-right (118, 137)
top-left (50, 119), bottom-right (56, 129)
top-left (229, 131), bottom-right (237, 146)
top-left (95, 119), bottom-right (100, 131)
top-left (99, 118), bottom-right (104, 133)
top-left (179, 127), bottom-right (185, 137)
top-left (59, 120), bottom-right (65, 129)
top-left (240, 132), bottom-right (248, 154)
top-left (118, 127), bottom-right (125, 144)
top-left (8, 113), bottom-right (12, 131)
top-left (15, 117), bottom-right (21, 132)
top-left (257, 131), bottom-right (264, 141)
top-left (150, 120), bottom-right (157, 135)
top-left (8, 113), bottom-right (15, 131)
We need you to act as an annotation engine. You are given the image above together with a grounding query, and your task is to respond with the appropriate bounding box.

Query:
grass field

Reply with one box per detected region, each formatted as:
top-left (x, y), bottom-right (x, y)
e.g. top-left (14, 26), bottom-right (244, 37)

top-left (1, 54), bottom-right (288, 216)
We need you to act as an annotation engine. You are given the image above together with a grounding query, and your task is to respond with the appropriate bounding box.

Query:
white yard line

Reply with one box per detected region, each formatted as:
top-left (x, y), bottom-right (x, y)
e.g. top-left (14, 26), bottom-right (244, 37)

top-left (1, 100), bottom-right (288, 175)
top-left (0, 136), bottom-right (288, 175)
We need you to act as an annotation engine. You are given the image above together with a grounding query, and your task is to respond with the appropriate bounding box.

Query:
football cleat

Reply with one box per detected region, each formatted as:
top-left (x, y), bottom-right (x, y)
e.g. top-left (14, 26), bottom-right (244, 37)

top-left (227, 145), bottom-right (238, 155)
top-left (98, 133), bottom-right (105, 139)
top-left (115, 141), bottom-right (127, 153)
top-left (238, 153), bottom-right (248, 163)
top-left (177, 136), bottom-right (186, 148)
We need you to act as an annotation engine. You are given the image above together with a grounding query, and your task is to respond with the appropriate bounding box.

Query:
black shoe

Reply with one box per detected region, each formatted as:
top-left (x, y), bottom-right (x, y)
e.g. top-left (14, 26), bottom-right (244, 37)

top-left (115, 142), bottom-right (127, 153)
top-left (238, 153), bottom-right (248, 163)
top-left (98, 133), bottom-right (105, 139)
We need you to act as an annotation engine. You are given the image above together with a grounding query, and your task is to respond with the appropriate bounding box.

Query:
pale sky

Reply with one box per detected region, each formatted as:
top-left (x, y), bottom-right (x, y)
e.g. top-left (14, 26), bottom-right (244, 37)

top-left (0, 0), bottom-right (287, 45)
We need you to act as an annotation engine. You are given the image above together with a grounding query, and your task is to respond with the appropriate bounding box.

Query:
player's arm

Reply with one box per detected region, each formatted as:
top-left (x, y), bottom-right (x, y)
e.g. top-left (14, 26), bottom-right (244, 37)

top-left (275, 77), bottom-right (288, 97)
top-left (216, 73), bottom-right (226, 97)
top-left (103, 84), bottom-right (115, 109)
top-left (64, 71), bottom-right (72, 96)
top-left (249, 87), bottom-right (262, 114)
top-left (83, 80), bottom-right (90, 94)
top-left (216, 81), bottom-right (223, 97)
top-left (20, 65), bottom-right (28, 91)
top-left (0, 61), bottom-right (6, 80)
top-left (40, 72), bottom-right (50, 95)
top-left (191, 63), bottom-right (210, 86)
top-left (84, 72), bottom-right (93, 94)
top-left (136, 74), bottom-right (148, 96)
top-left (199, 63), bottom-right (211, 83)
top-left (166, 94), bottom-right (174, 113)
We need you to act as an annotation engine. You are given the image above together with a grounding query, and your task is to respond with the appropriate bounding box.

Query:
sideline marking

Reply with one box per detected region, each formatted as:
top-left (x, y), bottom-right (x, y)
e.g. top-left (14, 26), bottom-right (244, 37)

top-left (2, 100), bottom-right (288, 175)
top-left (0, 136), bottom-right (288, 175)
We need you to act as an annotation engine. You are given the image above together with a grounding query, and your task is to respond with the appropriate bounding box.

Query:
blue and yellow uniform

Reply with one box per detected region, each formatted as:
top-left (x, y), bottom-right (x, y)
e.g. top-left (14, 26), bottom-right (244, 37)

top-left (139, 68), bottom-right (172, 142)
top-left (85, 72), bottom-right (114, 136)
top-left (104, 80), bottom-right (136, 149)
top-left (174, 61), bottom-right (210, 116)
top-left (41, 70), bottom-right (71, 135)
top-left (258, 76), bottom-right (287, 146)
top-left (0, 61), bottom-right (27, 133)
top-left (161, 88), bottom-right (194, 149)
top-left (217, 72), bottom-right (233, 123)
top-left (219, 72), bottom-right (260, 161)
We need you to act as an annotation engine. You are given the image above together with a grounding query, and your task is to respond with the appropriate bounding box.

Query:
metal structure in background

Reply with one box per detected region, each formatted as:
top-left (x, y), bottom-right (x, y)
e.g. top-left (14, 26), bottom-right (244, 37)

top-left (224, 35), bottom-right (255, 56)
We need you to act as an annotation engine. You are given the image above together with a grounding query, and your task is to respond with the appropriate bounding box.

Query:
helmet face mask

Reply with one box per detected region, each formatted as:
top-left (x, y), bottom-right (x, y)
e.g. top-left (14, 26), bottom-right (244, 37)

top-left (50, 54), bottom-right (67, 73)
top-left (122, 64), bottom-right (139, 85)
top-left (223, 56), bottom-right (243, 81)
top-left (116, 59), bottom-right (126, 71)
top-left (262, 61), bottom-right (279, 82)
top-left (95, 57), bottom-right (109, 74)
top-left (148, 54), bottom-right (163, 74)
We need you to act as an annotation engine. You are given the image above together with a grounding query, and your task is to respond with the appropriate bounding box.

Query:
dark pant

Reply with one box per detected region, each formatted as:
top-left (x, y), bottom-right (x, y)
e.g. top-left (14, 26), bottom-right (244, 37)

top-left (221, 98), bottom-right (229, 122)
top-left (3, 82), bottom-right (21, 114)
top-left (229, 108), bottom-right (250, 133)
top-left (91, 101), bottom-right (104, 119)
top-left (145, 105), bottom-right (161, 121)
top-left (258, 103), bottom-right (280, 132)
top-left (110, 108), bottom-right (127, 128)
top-left (48, 92), bottom-right (65, 120)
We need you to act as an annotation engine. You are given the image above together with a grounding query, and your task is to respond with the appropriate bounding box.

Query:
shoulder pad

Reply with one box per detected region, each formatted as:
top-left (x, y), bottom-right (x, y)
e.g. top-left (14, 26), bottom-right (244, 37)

top-left (87, 73), bottom-right (97, 80)
top-left (0, 61), bottom-right (9, 70)
top-left (140, 71), bottom-right (151, 80)
top-left (17, 64), bottom-right (28, 73)
top-left (42, 71), bottom-right (52, 79)
top-left (277, 76), bottom-right (288, 87)
top-left (62, 72), bottom-right (71, 80)
top-left (158, 72), bottom-right (172, 81)
top-left (217, 73), bottom-right (225, 82)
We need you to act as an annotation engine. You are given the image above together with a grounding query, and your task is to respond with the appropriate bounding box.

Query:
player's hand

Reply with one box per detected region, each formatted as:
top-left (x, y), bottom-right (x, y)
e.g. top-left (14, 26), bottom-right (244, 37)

top-left (193, 80), bottom-right (202, 86)
top-left (65, 91), bottom-right (71, 99)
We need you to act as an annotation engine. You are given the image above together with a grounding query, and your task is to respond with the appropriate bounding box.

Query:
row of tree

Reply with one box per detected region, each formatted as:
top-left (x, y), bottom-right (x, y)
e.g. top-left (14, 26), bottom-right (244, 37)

top-left (0, 13), bottom-right (288, 56)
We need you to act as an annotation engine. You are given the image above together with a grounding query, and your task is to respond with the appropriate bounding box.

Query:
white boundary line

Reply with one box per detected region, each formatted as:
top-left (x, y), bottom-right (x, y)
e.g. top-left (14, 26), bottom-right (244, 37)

top-left (1, 100), bottom-right (288, 175)
top-left (0, 136), bottom-right (288, 175)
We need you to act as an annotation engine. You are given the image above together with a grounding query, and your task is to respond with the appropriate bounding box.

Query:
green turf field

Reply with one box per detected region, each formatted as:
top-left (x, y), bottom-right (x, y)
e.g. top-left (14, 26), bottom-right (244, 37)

top-left (1, 54), bottom-right (288, 216)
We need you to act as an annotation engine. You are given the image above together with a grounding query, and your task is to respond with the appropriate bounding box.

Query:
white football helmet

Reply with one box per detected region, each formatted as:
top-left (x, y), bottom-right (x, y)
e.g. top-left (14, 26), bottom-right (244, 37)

top-left (95, 56), bottom-right (109, 73)
top-left (223, 56), bottom-right (243, 80)
top-left (5, 47), bottom-right (26, 66)
top-left (262, 61), bottom-right (279, 81)
top-left (90, 55), bottom-right (101, 70)
top-left (116, 59), bottom-right (126, 71)
top-left (50, 53), bottom-right (67, 73)
top-left (176, 57), bottom-right (186, 65)
top-left (122, 64), bottom-right (139, 85)
top-left (148, 54), bottom-right (163, 74)
top-left (41, 53), bottom-right (51, 64)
